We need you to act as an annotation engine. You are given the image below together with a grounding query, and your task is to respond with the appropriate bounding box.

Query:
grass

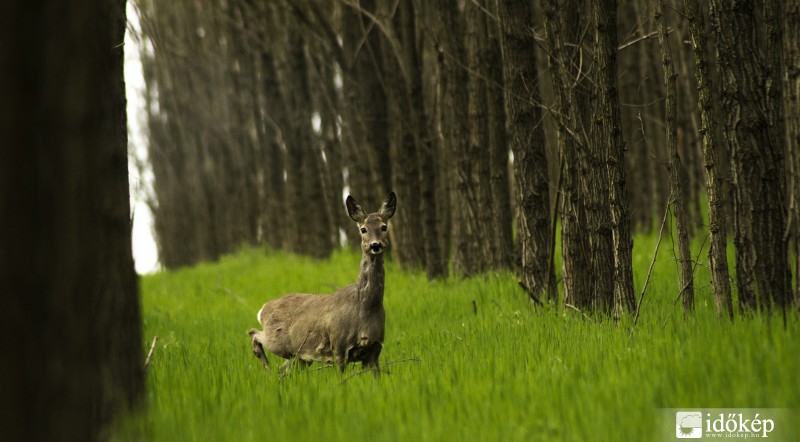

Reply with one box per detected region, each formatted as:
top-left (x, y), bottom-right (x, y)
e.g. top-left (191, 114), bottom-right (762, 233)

top-left (113, 230), bottom-right (799, 441)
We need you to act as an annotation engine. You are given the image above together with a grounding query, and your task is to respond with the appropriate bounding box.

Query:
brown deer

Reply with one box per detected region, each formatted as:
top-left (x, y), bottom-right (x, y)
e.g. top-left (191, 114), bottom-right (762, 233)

top-left (249, 192), bottom-right (396, 375)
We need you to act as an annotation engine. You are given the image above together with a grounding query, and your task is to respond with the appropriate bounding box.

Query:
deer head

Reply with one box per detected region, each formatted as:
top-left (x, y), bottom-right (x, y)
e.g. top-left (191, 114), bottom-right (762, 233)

top-left (346, 192), bottom-right (396, 256)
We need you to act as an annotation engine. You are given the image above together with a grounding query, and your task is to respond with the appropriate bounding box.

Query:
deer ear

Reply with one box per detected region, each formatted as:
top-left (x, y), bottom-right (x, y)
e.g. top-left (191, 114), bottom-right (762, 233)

top-left (379, 192), bottom-right (396, 220)
top-left (346, 195), bottom-right (366, 223)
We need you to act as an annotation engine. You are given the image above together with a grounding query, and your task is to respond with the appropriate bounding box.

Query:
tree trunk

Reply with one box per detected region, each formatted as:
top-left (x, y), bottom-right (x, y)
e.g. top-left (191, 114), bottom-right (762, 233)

top-left (340, 0), bottom-right (389, 216)
top-left (709, 0), bottom-right (793, 311)
top-left (464, 1), bottom-right (496, 273)
top-left (399, 0), bottom-right (447, 279)
top-left (271, 9), bottom-right (336, 259)
top-left (378, 0), bottom-right (424, 269)
top-left (783, 0), bottom-right (800, 304)
top-left (654, 0), bottom-right (694, 312)
top-left (543, 0), bottom-right (593, 309)
top-left (485, 1), bottom-right (514, 270)
top-left (497, 0), bottom-right (556, 302)
top-left (0, 1), bottom-right (143, 439)
top-left (258, 47), bottom-right (289, 251)
top-left (433, 2), bottom-right (481, 277)
top-left (684, 0), bottom-right (734, 318)
top-left (588, 0), bottom-right (619, 314)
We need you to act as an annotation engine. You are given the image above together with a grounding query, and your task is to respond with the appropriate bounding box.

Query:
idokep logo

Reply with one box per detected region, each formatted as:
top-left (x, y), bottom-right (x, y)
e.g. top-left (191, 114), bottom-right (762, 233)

top-left (675, 411), bottom-right (703, 438)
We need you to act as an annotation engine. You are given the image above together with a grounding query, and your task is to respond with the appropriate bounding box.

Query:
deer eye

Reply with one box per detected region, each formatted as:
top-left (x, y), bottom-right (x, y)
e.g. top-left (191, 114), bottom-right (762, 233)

top-left (381, 225), bottom-right (387, 232)
top-left (360, 227), bottom-right (367, 234)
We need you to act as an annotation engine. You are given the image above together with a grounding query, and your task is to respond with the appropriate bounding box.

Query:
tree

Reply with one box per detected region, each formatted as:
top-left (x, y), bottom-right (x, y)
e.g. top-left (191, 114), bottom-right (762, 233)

top-left (783, 0), bottom-right (800, 304)
top-left (684, 0), bottom-right (733, 318)
top-left (485, 2), bottom-right (514, 271)
top-left (653, 0), bottom-right (694, 312)
top-left (0, 0), bottom-right (143, 439)
top-left (543, 0), bottom-right (594, 309)
top-left (377, 0), bottom-right (426, 270)
top-left (340, 0), bottom-right (391, 216)
top-left (432, 1), bottom-right (487, 277)
top-left (709, 0), bottom-right (793, 311)
top-left (497, 0), bottom-right (556, 302)
top-left (593, 0), bottom-right (636, 315)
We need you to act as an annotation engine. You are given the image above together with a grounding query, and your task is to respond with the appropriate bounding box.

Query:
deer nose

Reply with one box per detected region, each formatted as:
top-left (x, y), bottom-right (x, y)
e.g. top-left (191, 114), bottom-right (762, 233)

top-left (370, 242), bottom-right (383, 252)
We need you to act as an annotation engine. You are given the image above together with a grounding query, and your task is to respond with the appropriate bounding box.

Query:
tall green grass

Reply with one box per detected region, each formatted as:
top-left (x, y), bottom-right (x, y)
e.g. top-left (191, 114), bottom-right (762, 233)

top-left (114, 233), bottom-right (799, 441)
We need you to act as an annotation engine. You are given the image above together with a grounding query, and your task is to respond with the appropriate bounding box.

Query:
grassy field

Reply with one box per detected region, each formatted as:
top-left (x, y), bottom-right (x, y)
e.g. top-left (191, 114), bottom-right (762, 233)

top-left (114, 232), bottom-right (799, 441)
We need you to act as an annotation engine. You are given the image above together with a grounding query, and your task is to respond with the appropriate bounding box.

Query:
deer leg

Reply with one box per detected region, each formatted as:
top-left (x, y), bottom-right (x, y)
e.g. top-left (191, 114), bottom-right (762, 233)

top-left (278, 357), bottom-right (311, 376)
top-left (278, 359), bottom-right (293, 376)
top-left (334, 344), bottom-right (349, 372)
top-left (363, 343), bottom-right (382, 378)
top-left (248, 329), bottom-right (270, 370)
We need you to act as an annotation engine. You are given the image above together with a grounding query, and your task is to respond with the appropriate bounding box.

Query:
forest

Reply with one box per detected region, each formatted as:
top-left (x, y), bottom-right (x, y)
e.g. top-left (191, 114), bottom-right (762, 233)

top-left (1, 0), bottom-right (799, 440)
top-left (134, 0), bottom-right (799, 316)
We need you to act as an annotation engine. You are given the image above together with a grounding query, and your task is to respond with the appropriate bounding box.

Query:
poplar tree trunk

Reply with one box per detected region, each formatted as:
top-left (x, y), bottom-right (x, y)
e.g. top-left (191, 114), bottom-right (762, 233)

top-left (397, 0), bottom-right (447, 279)
top-left (543, 0), bottom-right (593, 309)
top-left (497, 0), bottom-right (556, 302)
top-left (433, 2), bottom-right (482, 277)
top-left (341, 0), bottom-right (389, 214)
top-left (654, 0), bottom-right (694, 312)
top-left (588, 0), bottom-right (619, 314)
top-left (380, 0), bottom-right (426, 269)
top-left (0, 1), bottom-right (143, 439)
top-left (684, 0), bottom-right (734, 318)
top-left (784, 0), bottom-right (800, 304)
top-left (465, 2), bottom-right (496, 273)
top-left (709, 0), bottom-right (793, 311)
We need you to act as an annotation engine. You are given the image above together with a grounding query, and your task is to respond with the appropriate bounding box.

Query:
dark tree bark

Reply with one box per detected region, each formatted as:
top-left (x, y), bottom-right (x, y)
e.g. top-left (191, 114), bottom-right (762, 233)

top-left (271, 9), bottom-right (336, 259)
top-left (709, 0), bottom-right (793, 311)
top-left (420, 0), bottom-right (453, 278)
top-left (258, 46), bottom-right (289, 251)
top-left (497, 0), bottom-right (556, 302)
top-left (464, 1), bottom-right (497, 273)
top-left (307, 34), bottom-right (347, 252)
top-left (433, 1), bottom-right (483, 277)
top-left (0, 1), bottom-right (143, 439)
top-left (340, 0), bottom-right (390, 216)
top-left (398, 0), bottom-right (447, 279)
top-left (485, 2), bottom-right (514, 270)
top-left (379, 0), bottom-right (426, 269)
top-left (543, 0), bottom-right (593, 308)
top-left (684, 0), bottom-right (734, 318)
top-left (588, 0), bottom-right (619, 314)
top-left (617, 3), bottom-right (654, 232)
top-left (783, 0), bottom-right (800, 303)
top-left (653, 0), bottom-right (694, 312)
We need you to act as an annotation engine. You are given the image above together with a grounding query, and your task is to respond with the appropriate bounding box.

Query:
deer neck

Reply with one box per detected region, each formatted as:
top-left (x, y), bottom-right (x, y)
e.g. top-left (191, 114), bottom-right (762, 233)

top-left (355, 252), bottom-right (384, 309)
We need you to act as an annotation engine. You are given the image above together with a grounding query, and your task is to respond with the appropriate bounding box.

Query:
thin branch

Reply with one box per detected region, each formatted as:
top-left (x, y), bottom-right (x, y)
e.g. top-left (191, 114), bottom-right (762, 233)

top-left (282, 0), bottom-right (347, 69)
top-left (617, 29), bottom-right (672, 51)
top-left (563, 303), bottom-right (591, 321)
top-left (217, 285), bottom-right (245, 304)
top-left (337, 0), bottom-right (410, 86)
top-left (633, 202), bottom-right (670, 326)
top-left (518, 280), bottom-right (544, 306)
top-left (144, 336), bottom-right (159, 369)
top-left (468, 0), bottom-right (498, 22)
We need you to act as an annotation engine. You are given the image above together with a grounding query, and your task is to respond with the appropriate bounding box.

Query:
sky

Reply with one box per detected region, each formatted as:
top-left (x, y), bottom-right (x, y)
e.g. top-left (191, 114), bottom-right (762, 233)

top-left (125, 3), bottom-right (159, 274)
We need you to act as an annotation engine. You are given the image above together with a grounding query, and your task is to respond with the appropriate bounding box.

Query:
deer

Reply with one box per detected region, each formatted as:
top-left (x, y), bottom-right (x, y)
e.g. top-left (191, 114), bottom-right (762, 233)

top-left (249, 192), bottom-right (396, 376)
